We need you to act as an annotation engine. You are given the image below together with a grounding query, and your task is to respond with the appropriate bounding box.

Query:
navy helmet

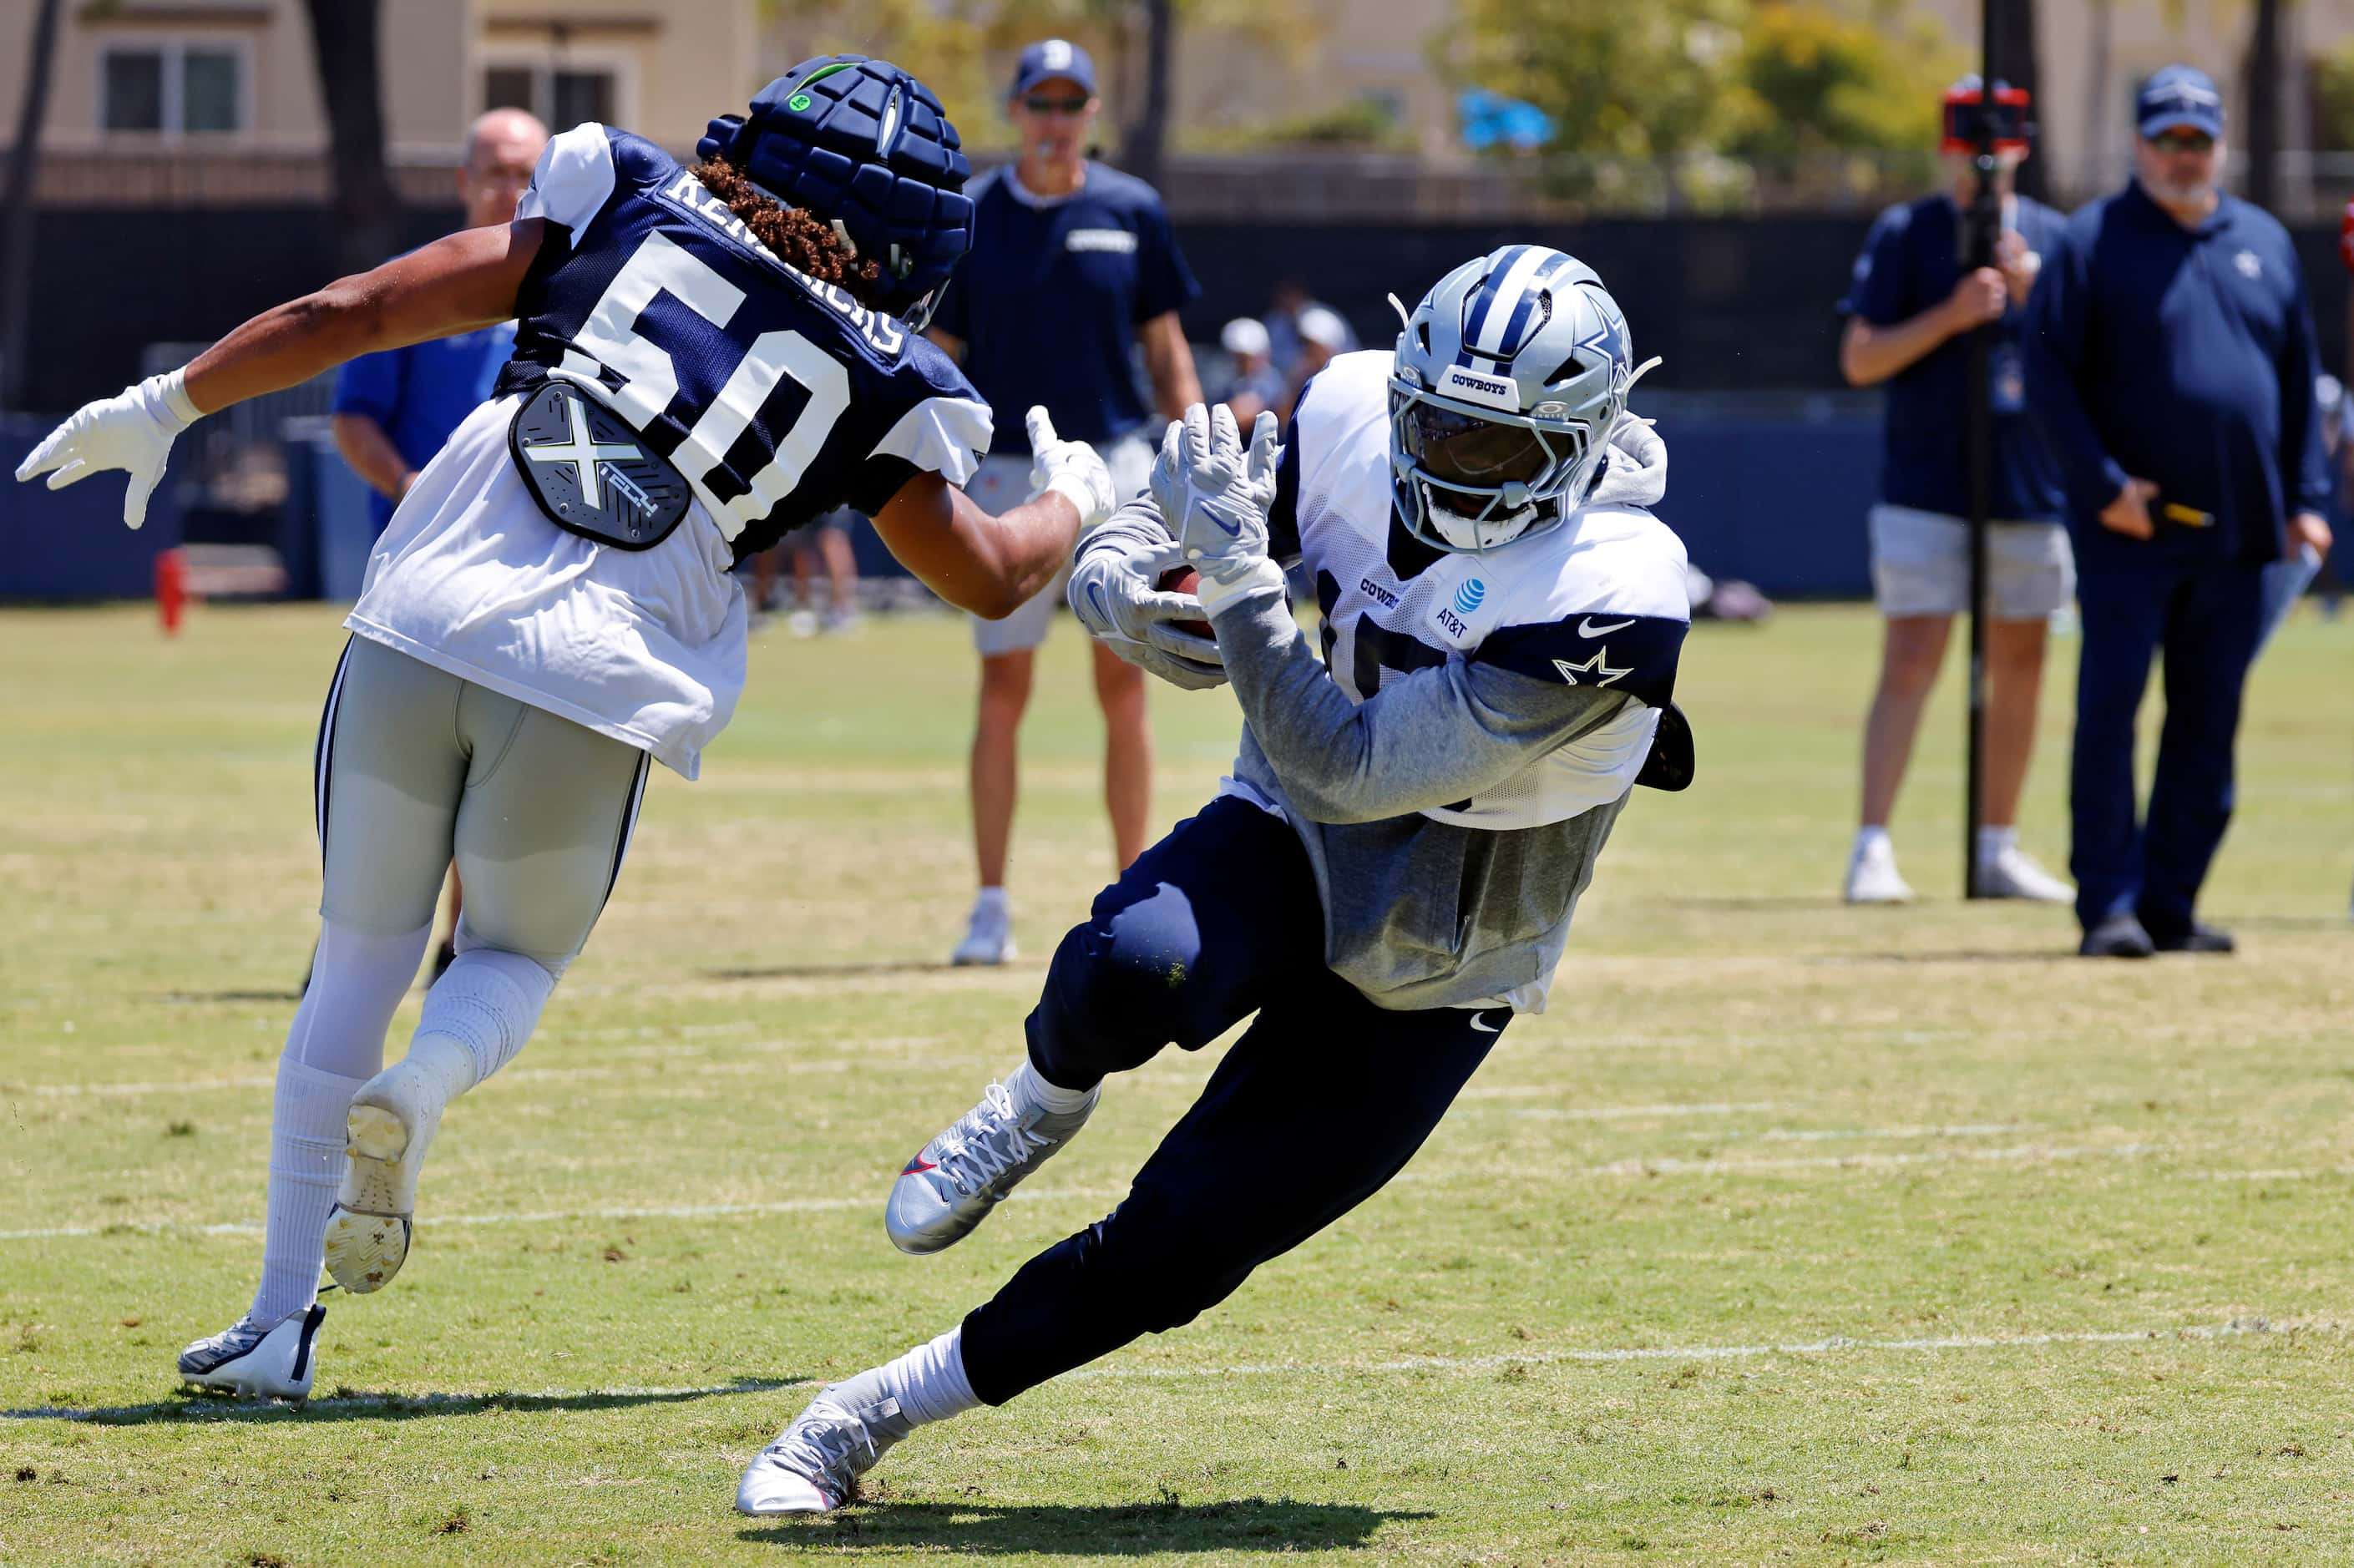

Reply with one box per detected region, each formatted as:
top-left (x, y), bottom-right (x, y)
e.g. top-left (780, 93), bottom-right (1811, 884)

top-left (698, 55), bottom-right (973, 328)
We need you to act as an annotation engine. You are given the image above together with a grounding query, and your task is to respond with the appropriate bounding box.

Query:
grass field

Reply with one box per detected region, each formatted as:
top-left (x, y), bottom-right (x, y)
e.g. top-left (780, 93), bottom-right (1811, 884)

top-left (3, 599), bottom-right (2350, 1566)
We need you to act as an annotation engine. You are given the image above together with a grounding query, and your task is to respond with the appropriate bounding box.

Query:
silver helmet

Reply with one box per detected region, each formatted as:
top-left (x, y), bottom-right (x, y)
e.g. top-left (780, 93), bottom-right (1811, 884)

top-left (1389, 245), bottom-right (1643, 553)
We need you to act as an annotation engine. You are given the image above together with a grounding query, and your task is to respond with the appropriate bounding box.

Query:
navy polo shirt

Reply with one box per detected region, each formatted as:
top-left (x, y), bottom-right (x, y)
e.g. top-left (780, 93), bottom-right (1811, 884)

top-left (932, 161), bottom-right (1199, 454)
top-left (2022, 181), bottom-right (2330, 564)
top-left (332, 323), bottom-right (516, 532)
top-left (1839, 193), bottom-right (2068, 522)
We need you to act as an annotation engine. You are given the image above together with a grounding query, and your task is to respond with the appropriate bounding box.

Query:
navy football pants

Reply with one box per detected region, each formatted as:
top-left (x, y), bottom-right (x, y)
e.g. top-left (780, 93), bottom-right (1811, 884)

top-left (958, 797), bottom-right (1507, 1405)
top-left (2069, 549), bottom-right (2265, 934)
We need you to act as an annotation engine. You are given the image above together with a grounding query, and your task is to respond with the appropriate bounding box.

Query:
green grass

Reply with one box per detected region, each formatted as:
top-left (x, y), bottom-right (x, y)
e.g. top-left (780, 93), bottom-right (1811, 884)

top-left (2, 600), bottom-right (2350, 1566)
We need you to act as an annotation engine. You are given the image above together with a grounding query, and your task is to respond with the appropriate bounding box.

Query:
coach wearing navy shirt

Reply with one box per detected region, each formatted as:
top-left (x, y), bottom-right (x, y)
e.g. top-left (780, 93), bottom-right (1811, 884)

top-left (929, 38), bottom-right (1203, 968)
top-left (2024, 66), bottom-right (2333, 957)
top-left (1836, 78), bottom-right (2075, 908)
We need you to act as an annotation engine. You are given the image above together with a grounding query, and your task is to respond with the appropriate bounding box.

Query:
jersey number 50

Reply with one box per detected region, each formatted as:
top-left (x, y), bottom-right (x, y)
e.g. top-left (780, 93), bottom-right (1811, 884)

top-left (561, 230), bottom-right (849, 540)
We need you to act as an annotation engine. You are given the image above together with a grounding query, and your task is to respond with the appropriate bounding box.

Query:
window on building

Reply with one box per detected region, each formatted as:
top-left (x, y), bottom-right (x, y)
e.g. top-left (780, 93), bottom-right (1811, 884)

top-left (483, 63), bottom-right (620, 131)
top-left (101, 43), bottom-right (246, 135)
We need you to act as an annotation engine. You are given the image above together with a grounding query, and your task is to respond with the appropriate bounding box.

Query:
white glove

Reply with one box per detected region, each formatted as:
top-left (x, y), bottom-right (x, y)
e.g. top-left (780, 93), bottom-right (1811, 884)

top-left (13, 369), bottom-right (201, 529)
top-left (1152, 402), bottom-right (1284, 614)
top-left (1024, 406), bottom-right (1116, 530)
top-left (1067, 508), bottom-right (1227, 690)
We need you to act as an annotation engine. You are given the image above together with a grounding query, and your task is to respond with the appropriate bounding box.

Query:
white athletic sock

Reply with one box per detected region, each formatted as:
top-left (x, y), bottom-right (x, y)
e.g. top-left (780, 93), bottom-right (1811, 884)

top-left (250, 1058), bottom-right (368, 1328)
top-left (974, 886), bottom-right (1009, 916)
top-left (411, 948), bottom-right (556, 1088)
top-left (1008, 1056), bottom-right (1094, 1115)
top-left (1976, 824), bottom-right (2018, 865)
top-left (1854, 825), bottom-right (1892, 856)
top-left (874, 1327), bottom-right (980, 1427)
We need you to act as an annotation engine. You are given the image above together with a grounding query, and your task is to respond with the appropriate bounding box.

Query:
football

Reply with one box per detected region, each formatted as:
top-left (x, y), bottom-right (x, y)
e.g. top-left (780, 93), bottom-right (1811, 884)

top-left (1157, 564), bottom-right (1211, 638)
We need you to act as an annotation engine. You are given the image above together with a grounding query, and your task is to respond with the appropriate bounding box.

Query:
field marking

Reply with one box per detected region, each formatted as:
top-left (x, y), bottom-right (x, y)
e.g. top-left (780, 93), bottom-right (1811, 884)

top-left (1482, 1100), bottom-right (1784, 1118)
top-left (0, 1141), bottom-right (2169, 1242)
top-left (3, 1318), bottom-right (2299, 1424)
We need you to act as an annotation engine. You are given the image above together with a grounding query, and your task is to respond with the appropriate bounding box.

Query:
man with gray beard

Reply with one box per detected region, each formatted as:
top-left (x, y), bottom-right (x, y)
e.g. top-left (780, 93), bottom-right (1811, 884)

top-left (2023, 65), bottom-right (2333, 958)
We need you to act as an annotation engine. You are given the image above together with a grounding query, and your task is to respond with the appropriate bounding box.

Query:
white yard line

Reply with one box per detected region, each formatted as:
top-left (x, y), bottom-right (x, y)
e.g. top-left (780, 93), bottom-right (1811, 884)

top-left (0, 1141), bottom-right (2164, 1242)
top-left (3, 1318), bottom-right (2300, 1423)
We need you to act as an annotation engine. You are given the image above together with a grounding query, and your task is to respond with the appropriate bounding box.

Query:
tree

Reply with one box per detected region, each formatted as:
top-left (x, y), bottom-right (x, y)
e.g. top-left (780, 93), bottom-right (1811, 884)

top-left (1434, 0), bottom-right (1748, 160)
top-left (1720, 3), bottom-right (1962, 169)
top-left (2244, 0), bottom-right (2281, 209)
top-left (301, 0), bottom-right (402, 276)
top-left (0, 0), bottom-right (64, 412)
top-left (1987, 0), bottom-right (2045, 202)
top-left (1118, 0), bottom-right (1175, 187)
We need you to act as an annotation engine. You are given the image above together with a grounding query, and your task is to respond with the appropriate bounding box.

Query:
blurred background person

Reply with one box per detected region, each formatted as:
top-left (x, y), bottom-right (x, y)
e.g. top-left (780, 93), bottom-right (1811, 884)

top-left (1835, 78), bottom-right (2073, 906)
top-left (928, 38), bottom-right (1202, 967)
top-left (328, 106), bottom-right (547, 979)
top-left (1283, 305), bottom-right (1352, 419)
top-left (752, 510), bottom-right (861, 638)
top-left (1217, 317), bottom-right (1286, 426)
top-left (2025, 65), bottom-right (2332, 959)
top-left (1263, 276), bottom-right (1356, 379)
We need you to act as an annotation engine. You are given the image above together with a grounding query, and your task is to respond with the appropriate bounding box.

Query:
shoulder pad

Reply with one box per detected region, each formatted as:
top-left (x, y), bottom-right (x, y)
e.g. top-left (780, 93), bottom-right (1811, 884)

top-left (1476, 609), bottom-right (1686, 711)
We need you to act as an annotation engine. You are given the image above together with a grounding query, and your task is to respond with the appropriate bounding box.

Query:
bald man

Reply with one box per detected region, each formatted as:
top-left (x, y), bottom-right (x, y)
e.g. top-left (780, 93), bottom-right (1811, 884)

top-left (329, 109), bottom-right (549, 978)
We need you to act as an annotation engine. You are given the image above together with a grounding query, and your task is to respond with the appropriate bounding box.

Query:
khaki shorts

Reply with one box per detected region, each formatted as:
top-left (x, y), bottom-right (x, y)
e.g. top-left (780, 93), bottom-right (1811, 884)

top-left (1869, 503), bottom-right (2076, 620)
top-left (967, 433), bottom-right (1156, 656)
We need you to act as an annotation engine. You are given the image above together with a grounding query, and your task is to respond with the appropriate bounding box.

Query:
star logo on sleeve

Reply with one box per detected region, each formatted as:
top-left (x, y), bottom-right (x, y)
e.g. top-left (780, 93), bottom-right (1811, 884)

top-left (1552, 647), bottom-right (1630, 686)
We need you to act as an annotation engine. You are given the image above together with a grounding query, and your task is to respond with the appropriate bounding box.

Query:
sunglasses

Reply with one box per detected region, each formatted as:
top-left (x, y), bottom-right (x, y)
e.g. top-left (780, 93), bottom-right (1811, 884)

top-left (1021, 94), bottom-right (1090, 115)
top-left (2149, 129), bottom-right (2215, 153)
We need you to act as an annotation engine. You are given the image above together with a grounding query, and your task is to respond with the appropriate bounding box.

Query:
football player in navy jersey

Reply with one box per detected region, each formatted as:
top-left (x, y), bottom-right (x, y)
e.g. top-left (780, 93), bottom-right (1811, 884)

top-left (738, 246), bottom-right (1697, 1513)
top-left (15, 55), bottom-right (1120, 1404)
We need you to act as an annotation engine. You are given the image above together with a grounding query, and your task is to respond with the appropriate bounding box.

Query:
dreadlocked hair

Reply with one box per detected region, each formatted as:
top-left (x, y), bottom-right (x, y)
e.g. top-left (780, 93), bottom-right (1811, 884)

top-left (691, 158), bottom-right (888, 310)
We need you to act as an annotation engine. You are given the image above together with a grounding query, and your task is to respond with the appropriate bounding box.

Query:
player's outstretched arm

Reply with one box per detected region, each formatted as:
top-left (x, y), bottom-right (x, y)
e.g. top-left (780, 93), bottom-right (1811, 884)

top-left (870, 407), bottom-right (1113, 620)
top-left (1157, 402), bottom-right (1640, 822)
top-left (15, 220), bottom-right (543, 527)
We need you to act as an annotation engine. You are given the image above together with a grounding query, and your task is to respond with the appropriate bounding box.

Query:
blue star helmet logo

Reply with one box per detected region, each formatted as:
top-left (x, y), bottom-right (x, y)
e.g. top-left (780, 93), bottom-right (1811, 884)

top-left (1577, 288), bottom-right (1630, 372)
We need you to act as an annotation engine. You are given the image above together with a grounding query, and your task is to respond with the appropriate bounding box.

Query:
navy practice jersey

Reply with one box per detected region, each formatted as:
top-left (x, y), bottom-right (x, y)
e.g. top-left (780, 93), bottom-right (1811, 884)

top-left (498, 123), bottom-right (993, 559)
top-left (1839, 194), bottom-right (2068, 522)
top-left (931, 162), bottom-right (1197, 453)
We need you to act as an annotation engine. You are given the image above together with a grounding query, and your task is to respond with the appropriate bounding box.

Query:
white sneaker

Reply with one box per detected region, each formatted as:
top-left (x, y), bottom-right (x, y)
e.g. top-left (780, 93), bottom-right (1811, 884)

top-left (886, 1077), bottom-right (1099, 1254)
top-left (785, 609), bottom-right (820, 639)
top-left (737, 1387), bottom-right (914, 1515)
top-left (1978, 842), bottom-right (2073, 903)
top-left (1844, 834), bottom-right (1913, 904)
top-left (949, 894), bottom-right (1015, 966)
top-left (177, 1303), bottom-right (326, 1402)
top-left (321, 1059), bottom-right (448, 1294)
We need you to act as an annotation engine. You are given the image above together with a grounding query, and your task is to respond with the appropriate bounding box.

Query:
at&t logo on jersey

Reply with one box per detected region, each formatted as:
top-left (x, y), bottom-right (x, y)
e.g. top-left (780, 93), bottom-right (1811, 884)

top-left (1433, 575), bottom-right (1485, 640)
top-left (1453, 578), bottom-right (1486, 616)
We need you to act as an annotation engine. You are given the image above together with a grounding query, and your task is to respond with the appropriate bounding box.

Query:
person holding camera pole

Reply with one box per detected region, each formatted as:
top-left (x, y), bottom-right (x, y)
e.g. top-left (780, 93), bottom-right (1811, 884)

top-left (1836, 78), bottom-right (2073, 905)
top-left (2023, 66), bottom-right (2332, 958)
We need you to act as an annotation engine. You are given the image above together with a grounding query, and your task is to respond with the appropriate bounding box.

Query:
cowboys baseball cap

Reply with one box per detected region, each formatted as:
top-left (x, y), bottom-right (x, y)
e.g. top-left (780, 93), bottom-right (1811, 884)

top-left (2136, 64), bottom-right (2225, 139)
top-left (1011, 38), bottom-right (1096, 99)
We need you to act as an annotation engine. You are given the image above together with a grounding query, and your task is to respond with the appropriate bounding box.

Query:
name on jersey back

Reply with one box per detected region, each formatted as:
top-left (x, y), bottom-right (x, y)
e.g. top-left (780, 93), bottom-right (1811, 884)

top-left (657, 170), bottom-right (908, 359)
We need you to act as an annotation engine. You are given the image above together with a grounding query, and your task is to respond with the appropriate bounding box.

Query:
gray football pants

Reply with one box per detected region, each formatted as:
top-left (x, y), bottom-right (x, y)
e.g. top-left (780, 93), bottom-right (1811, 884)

top-left (316, 636), bottom-right (651, 973)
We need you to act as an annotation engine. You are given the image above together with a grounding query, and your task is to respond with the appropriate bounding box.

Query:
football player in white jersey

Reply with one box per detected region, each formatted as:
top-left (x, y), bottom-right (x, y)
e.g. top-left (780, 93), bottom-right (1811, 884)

top-left (737, 245), bottom-right (1696, 1511)
top-left (14, 56), bottom-right (1120, 1404)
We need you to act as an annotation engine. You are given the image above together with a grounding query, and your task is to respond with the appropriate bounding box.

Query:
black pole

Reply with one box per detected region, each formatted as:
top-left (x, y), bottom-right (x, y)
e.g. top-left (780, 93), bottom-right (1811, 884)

top-left (0, 0), bottom-right (66, 413)
top-left (1963, 8), bottom-right (2002, 898)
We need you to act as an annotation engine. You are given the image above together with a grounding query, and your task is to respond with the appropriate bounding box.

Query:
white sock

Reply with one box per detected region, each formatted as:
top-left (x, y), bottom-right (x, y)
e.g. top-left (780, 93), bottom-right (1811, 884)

top-left (250, 1059), bottom-right (367, 1328)
top-left (413, 948), bottom-right (555, 1087)
top-left (974, 886), bottom-right (1009, 917)
top-left (1008, 1056), bottom-right (1094, 1115)
top-left (875, 1328), bottom-right (980, 1426)
top-left (1976, 825), bottom-right (2018, 864)
top-left (1854, 825), bottom-right (1891, 856)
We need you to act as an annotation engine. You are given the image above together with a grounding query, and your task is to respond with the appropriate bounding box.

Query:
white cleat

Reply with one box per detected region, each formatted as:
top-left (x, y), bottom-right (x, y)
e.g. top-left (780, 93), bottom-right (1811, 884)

top-left (321, 1062), bottom-right (447, 1293)
top-left (737, 1388), bottom-right (914, 1515)
top-left (177, 1303), bottom-right (326, 1403)
top-left (949, 894), bottom-right (1015, 966)
top-left (1977, 843), bottom-right (2073, 903)
top-left (1844, 835), bottom-right (1913, 904)
top-left (886, 1078), bottom-right (1098, 1255)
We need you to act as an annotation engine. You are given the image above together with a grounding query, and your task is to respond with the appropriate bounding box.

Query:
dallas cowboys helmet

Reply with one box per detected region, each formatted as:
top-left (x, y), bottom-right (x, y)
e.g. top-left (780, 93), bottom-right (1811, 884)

top-left (1390, 245), bottom-right (1642, 553)
top-left (698, 55), bottom-right (973, 329)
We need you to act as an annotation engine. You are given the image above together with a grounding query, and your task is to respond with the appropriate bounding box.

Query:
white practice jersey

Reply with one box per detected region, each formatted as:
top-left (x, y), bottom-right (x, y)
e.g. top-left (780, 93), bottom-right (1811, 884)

top-left (1280, 349), bottom-right (1689, 830)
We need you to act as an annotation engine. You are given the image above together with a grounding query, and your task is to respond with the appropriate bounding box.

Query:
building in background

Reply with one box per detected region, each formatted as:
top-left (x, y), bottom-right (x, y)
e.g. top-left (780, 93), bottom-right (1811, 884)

top-left (0, 0), bottom-right (758, 175)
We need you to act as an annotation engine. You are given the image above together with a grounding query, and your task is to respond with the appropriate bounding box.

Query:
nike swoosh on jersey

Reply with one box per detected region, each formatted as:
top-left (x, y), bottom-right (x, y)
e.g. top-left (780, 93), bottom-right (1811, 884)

top-left (1578, 617), bottom-right (1635, 637)
top-left (1469, 1011), bottom-right (1504, 1034)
